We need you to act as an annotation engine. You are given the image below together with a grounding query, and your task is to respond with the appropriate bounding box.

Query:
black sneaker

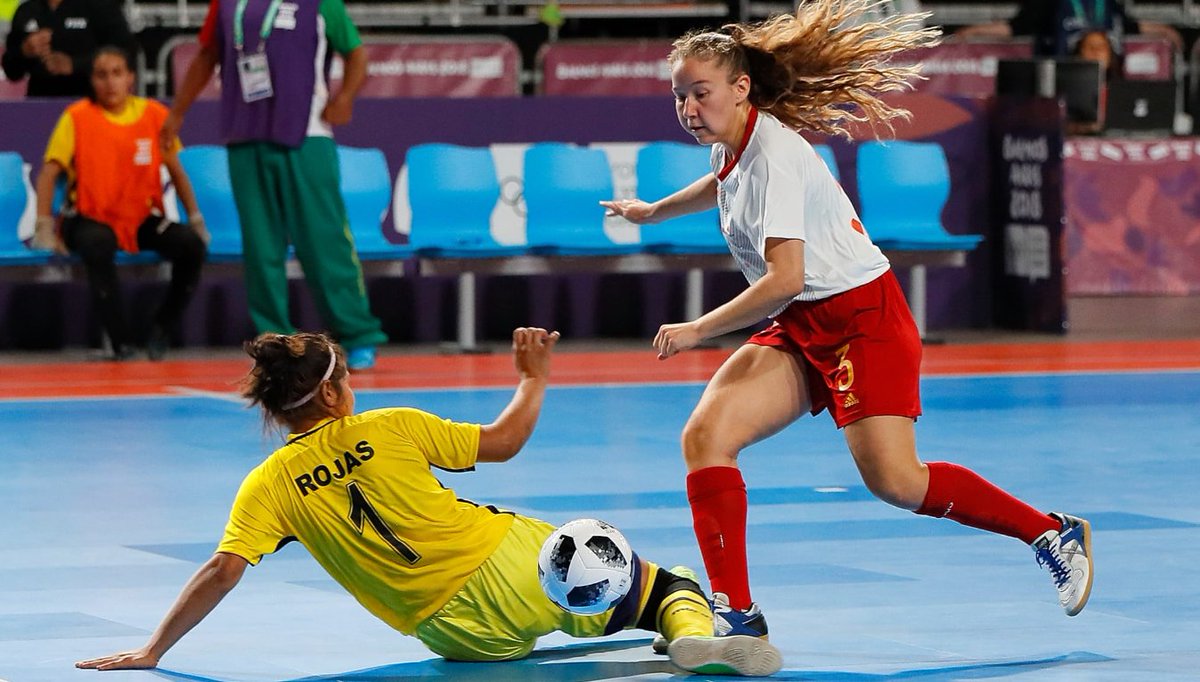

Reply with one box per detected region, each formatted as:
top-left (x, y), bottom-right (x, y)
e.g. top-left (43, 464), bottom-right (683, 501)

top-left (98, 345), bottom-right (136, 361)
top-left (147, 325), bottom-right (169, 361)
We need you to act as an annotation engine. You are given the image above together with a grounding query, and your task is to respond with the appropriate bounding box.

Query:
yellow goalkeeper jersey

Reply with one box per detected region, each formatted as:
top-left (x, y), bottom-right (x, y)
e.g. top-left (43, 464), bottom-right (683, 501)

top-left (217, 407), bottom-right (515, 633)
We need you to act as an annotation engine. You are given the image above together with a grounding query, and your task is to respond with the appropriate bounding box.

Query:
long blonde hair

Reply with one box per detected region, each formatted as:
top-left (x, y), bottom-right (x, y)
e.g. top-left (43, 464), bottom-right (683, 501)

top-left (669, 0), bottom-right (941, 139)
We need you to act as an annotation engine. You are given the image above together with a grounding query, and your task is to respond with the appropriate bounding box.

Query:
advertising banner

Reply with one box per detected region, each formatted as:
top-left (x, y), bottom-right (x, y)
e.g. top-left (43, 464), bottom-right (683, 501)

top-left (170, 38), bottom-right (520, 100)
top-left (538, 40), bottom-right (673, 96)
top-left (1064, 138), bottom-right (1200, 296)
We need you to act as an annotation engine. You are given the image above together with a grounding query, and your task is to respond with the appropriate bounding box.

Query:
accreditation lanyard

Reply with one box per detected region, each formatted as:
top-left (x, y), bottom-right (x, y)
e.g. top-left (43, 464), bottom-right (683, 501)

top-left (234, 0), bottom-right (284, 102)
top-left (1067, 0), bottom-right (1107, 25)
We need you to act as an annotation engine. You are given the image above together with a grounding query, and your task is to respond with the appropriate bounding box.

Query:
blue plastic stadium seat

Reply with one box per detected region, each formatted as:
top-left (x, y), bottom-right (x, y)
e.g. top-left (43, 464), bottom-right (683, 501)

top-left (0, 152), bottom-right (53, 265)
top-left (176, 145), bottom-right (243, 261)
top-left (635, 141), bottom-right (725, 255)
top-left (337, 145), bottom-right (411, 260)
top-left (813, 143), bottom-right (839, 182)
top-left (856, 141), bottom-right (983, 251)
top-left (523, 143), bottom-right (639, 255)
top-left (405, 143), bottom-right (524, 258)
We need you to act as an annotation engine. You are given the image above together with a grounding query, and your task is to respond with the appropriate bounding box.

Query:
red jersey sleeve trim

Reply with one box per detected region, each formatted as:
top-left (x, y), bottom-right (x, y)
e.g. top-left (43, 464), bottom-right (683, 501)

top-left (717, 106), bottom-right (759, 181)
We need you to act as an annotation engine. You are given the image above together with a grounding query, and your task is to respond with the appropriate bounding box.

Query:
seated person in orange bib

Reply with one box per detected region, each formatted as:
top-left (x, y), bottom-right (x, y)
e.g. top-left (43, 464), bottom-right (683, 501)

top-left (75, 328), bottom-right (783, 677)
top-left (31, 46), bottom-right (208, 360)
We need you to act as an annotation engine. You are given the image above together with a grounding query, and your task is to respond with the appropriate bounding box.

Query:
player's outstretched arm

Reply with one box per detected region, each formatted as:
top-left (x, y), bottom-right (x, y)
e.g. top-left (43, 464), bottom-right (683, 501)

top-left (654, 237), bottom-right (805, 359)
top-left (477, 327), bottom-right (560, 462)
top-left (76, 552), bottom-right (248, 671)
top-left (601, 173), bottom-right (717, 225)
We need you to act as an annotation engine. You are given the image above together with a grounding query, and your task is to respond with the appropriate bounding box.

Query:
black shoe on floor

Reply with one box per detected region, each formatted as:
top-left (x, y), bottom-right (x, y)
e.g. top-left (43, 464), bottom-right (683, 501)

top-left (147, 326), bottom-right (170, 361)
top-left (96, 345), bottom-right (137, 362)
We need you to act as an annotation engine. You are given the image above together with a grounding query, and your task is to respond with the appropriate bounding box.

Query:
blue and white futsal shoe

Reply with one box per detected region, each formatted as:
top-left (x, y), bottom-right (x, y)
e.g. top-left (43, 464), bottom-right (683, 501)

top-left (346, 346), bottom-right (377, 372)
top-left (1033, 512), bottom-right (1093, 616)
top-left (711, 591), bottom-right (771, 638)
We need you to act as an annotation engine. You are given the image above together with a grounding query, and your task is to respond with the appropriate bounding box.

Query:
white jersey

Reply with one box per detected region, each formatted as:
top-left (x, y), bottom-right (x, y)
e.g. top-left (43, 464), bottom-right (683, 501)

top-left (712, 109), bottom-right (889, 310)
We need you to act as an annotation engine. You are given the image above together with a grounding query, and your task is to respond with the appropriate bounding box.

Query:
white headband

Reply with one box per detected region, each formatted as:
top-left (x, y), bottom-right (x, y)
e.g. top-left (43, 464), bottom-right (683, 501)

top-left (282, 347), bottom-right (337, 411)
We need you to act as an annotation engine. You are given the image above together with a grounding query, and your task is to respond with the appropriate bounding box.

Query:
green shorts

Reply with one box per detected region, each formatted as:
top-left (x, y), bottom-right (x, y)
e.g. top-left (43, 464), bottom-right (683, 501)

top-left (414, 514), bottom-right (613, 661)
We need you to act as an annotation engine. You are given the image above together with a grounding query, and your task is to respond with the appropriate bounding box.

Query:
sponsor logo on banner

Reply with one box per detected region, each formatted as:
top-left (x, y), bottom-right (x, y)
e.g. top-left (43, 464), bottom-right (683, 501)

top-left (1065, 139), bottom-right (1197, 162)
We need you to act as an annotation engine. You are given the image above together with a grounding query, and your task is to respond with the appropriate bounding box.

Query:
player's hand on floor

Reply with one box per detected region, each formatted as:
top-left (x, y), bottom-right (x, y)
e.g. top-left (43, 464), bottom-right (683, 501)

top-left (512, 327), bottom-right (560, 380)
top-left (76, 648), bottom-right (159, 670)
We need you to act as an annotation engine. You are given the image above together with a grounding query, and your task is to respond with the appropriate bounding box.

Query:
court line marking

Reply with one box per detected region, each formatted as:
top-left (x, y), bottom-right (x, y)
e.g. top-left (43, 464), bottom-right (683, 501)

top-left (2, 367), bottom-right (1198, 403)
top-left (165, 385), bottom-right (245, 403)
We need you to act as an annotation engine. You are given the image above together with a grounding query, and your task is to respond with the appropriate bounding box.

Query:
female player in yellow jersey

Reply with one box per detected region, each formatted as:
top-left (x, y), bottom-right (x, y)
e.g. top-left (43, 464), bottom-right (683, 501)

top-left (76, 327), bottom-right (782, 676)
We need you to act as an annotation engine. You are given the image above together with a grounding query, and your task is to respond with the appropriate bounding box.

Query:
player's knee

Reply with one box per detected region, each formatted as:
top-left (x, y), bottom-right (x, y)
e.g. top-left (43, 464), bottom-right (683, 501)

top-left (862, 468), bottom-right (925, 509)
top-left (75, 232), bottom-right (117, 264)
top-left (186, 232), bottom-right (208, 262)
top-left (681, 416), bottom-right (738, 468)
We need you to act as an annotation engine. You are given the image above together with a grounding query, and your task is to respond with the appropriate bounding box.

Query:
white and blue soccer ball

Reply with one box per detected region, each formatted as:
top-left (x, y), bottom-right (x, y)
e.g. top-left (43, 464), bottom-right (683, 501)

top-left (538, 518), bottom-right (635, 615)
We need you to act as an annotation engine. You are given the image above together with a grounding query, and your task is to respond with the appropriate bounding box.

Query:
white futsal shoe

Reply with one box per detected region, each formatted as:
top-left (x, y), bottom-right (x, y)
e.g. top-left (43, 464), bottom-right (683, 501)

top-left (668, 634), bottom-right (783, 677)
top-left (1032, 512), bottom-right (1093, 616)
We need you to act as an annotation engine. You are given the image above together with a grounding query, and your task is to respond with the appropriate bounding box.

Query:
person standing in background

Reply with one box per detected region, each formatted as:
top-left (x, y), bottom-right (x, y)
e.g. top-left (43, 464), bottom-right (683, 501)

top-left (3, 0), bottom-right (134, 96)
top-left (162, 0), bottom-right (387, 370)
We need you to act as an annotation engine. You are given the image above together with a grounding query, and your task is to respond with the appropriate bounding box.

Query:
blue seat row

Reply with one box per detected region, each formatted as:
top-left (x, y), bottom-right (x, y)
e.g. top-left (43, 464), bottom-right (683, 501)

top-left (0, 153), bottom-right (43, 265)
top-left (0, 153), bottom-right (131, 267)
top-left (5, 141), bottom-right (980, 276)
top-left (405, 141), bottom-right (843, 258)
top-left (178, 145), bottom-right (412, 262)
top-left (403, 140), bottom-right (980, 259)
top-left (0, 146), bottom-right (412, 267)
top-left (857, 141), bottom-right (984, 253)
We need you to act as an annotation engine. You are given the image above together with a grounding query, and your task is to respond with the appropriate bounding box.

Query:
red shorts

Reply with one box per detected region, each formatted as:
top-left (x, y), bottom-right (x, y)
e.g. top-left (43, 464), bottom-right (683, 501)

top-left (747, 270), bottom-right (922, 428)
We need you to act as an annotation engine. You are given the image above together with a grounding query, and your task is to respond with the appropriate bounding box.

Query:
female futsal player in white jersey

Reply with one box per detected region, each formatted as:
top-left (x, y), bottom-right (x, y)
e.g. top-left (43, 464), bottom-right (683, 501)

top-left (602, 0), bottom-right (1092, 644)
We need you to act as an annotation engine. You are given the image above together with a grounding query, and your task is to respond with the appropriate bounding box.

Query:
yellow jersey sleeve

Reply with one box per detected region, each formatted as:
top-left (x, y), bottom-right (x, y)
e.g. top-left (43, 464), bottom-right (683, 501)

top-left (386, 407), bottom-right (481, 471)
top-left (217, 462), bottom-right (292, 565)
top-left (44, 111), bottom-right (75, 170)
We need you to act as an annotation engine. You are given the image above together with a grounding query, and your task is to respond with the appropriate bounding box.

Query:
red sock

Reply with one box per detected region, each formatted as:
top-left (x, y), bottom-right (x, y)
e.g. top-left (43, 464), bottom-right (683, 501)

top-left (916, 461), bottom-right (1059, 544)
top-left (686, 466), bottom-right (752, 609)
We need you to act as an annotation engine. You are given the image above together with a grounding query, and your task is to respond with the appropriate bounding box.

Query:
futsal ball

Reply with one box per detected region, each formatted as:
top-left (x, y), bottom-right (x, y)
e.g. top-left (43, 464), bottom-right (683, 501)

top-left (538, 518), bottom-right (635, 615)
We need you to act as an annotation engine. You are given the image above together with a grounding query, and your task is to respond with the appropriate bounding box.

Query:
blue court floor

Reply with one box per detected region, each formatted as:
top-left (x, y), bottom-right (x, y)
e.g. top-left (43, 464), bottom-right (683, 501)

top-left (1, 369), bottom-right (1198, 681)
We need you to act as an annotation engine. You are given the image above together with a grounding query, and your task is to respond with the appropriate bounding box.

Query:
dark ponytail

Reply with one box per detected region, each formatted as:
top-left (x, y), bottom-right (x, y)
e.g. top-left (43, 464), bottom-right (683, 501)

top-left (240, 332), bottom-right (347, 429)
